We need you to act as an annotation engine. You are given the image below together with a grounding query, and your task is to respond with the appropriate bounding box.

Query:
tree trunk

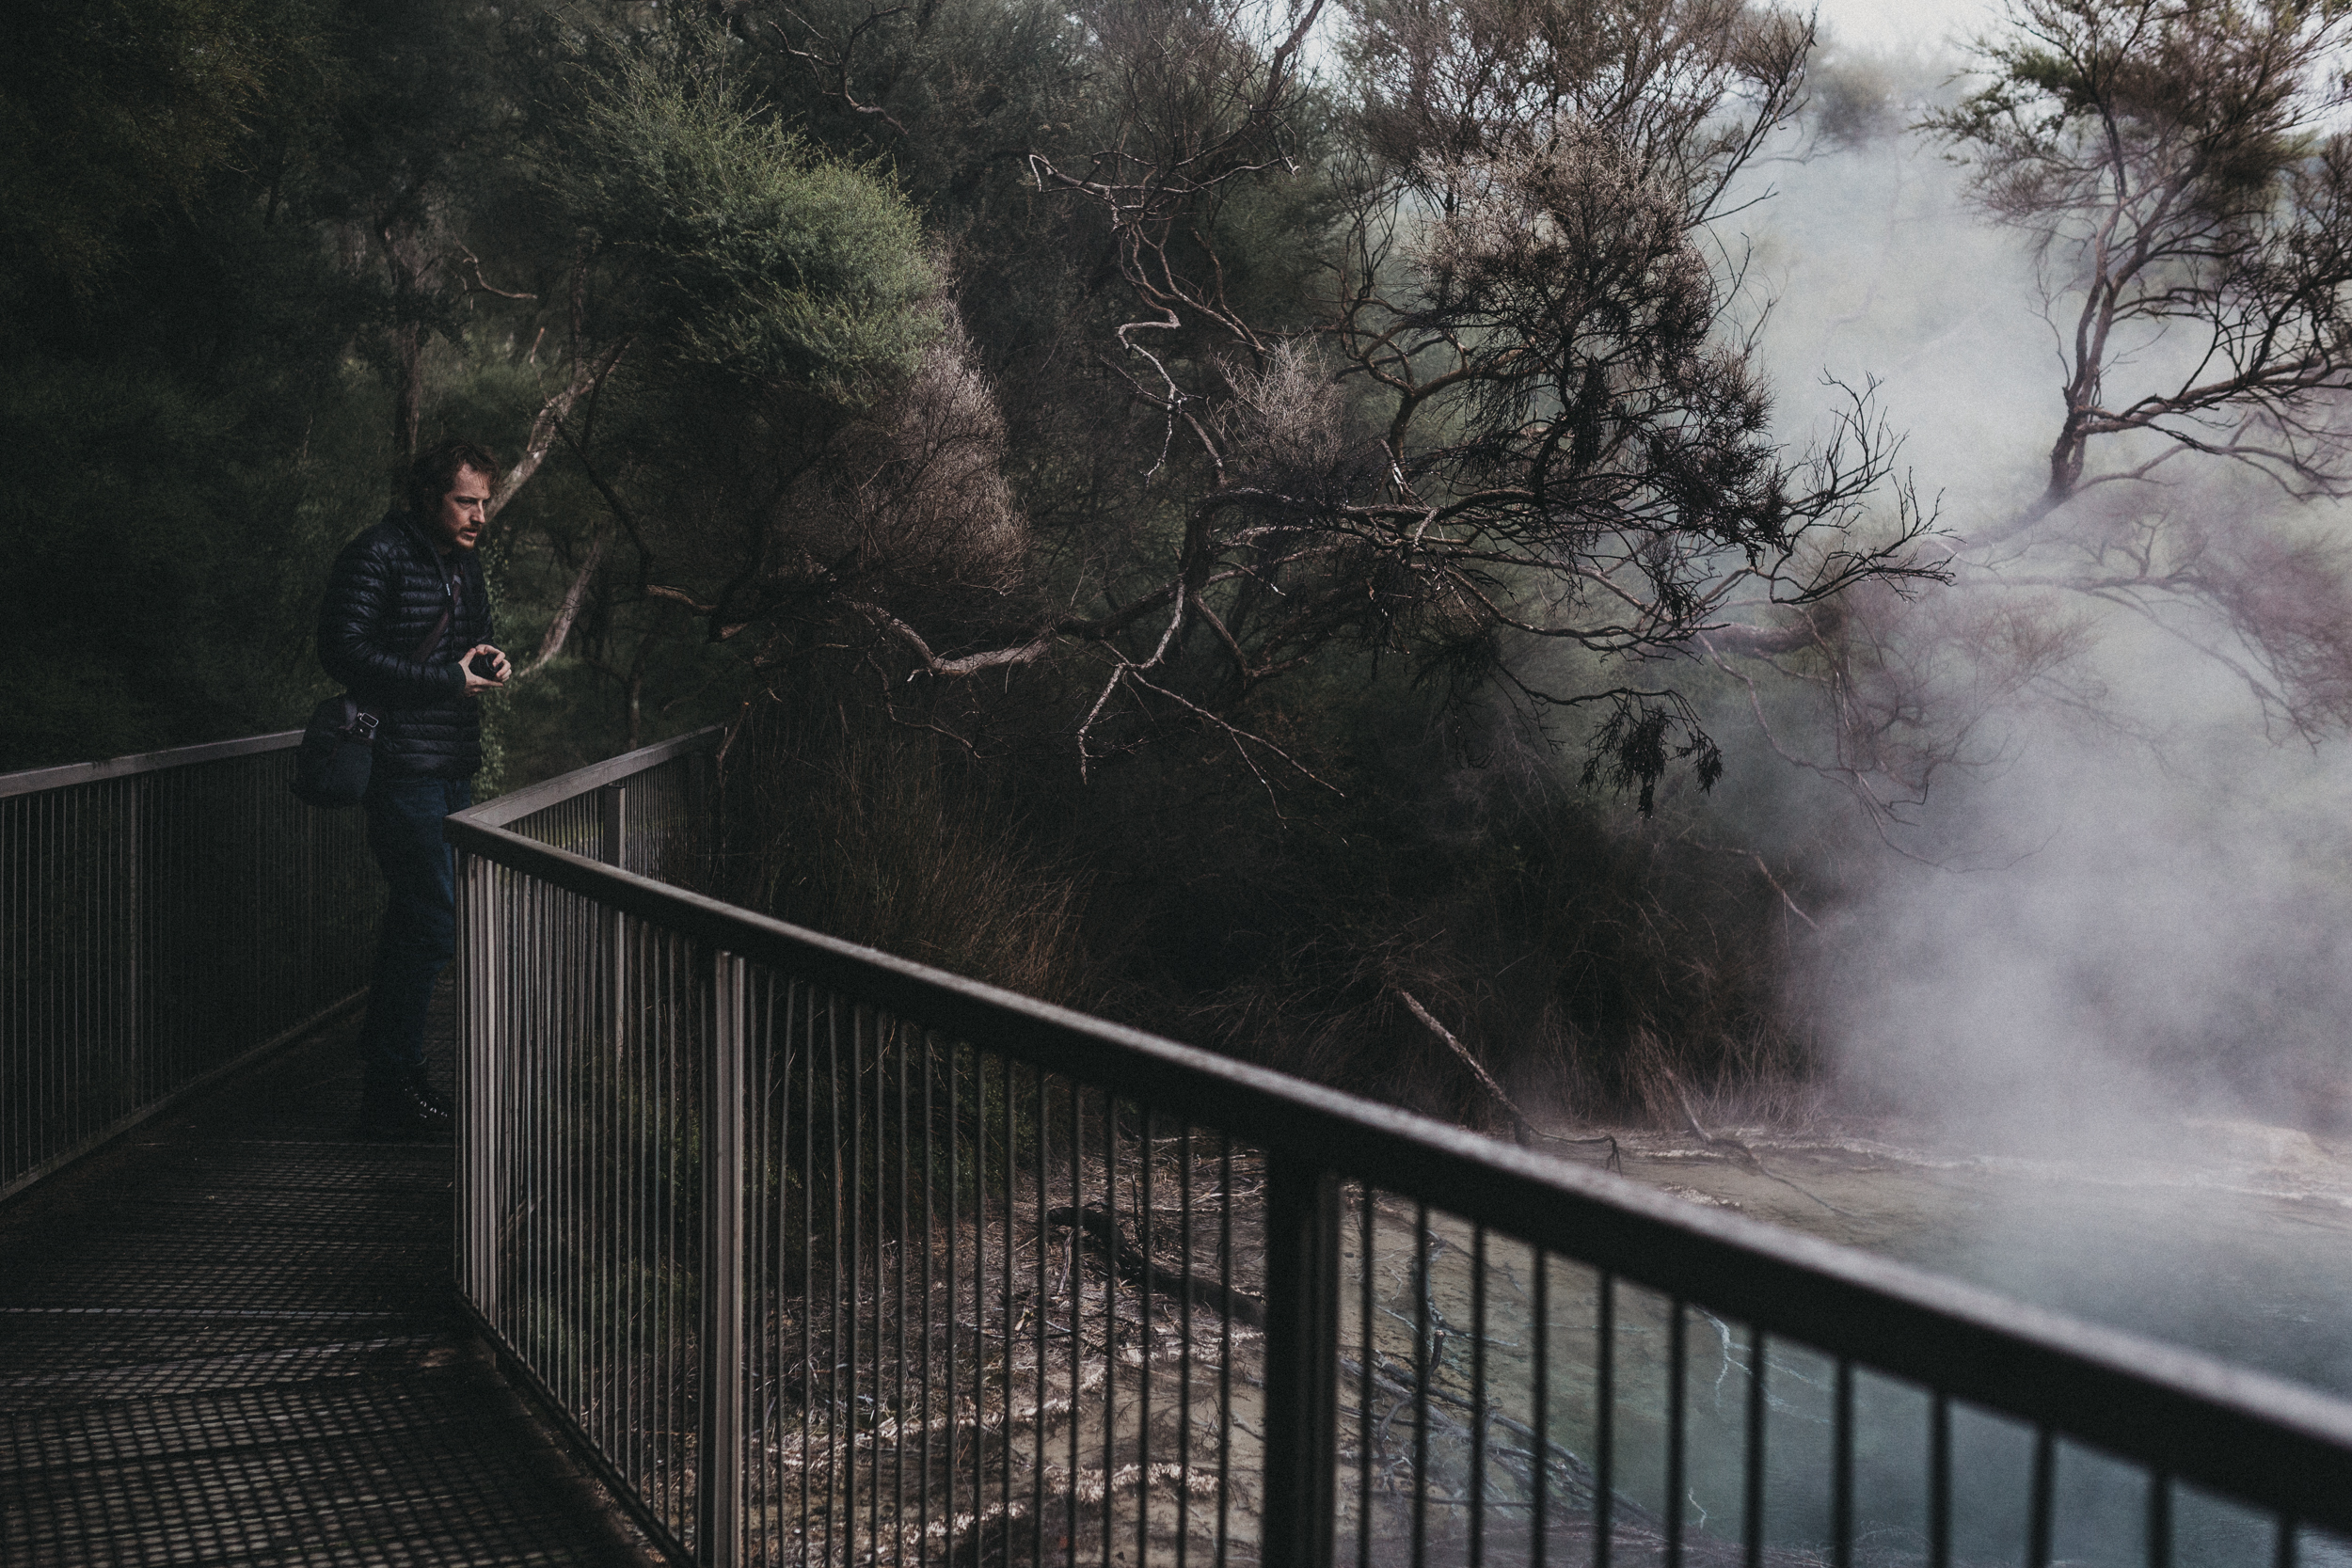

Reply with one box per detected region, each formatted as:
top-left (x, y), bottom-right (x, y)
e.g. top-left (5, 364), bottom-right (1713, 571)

top-left (392, 320), bottom-right (423, 458)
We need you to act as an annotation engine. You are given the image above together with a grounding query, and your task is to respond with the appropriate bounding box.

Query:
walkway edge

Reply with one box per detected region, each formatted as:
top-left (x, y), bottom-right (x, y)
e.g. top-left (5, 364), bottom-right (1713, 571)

top-left (459, 1297), bottom-right (698, 1568)
top-left (0, 990), bottom-right (369, 1210)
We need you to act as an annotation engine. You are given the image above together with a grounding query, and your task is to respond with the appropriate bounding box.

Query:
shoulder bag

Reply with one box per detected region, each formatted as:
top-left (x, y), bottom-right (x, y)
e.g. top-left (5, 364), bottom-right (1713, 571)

top-left (292, 598), bottom-right (455, 809)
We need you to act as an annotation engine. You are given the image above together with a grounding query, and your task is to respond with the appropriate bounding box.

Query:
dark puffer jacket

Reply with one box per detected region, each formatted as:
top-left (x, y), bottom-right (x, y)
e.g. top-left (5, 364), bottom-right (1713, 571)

top-left (317, 511), bottom-right (496, 781)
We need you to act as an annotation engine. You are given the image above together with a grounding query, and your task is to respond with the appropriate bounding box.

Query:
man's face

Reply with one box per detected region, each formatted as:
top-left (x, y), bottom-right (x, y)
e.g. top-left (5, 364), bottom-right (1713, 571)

top-left (434, 467), bottom-right (492, 551)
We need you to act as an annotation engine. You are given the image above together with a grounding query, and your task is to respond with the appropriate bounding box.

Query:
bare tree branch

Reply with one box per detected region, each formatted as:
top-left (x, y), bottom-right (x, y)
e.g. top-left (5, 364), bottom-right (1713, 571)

top-left (1395, 988), bottom-right (1532, 1146)
top-left (765, 6), bottom-right (912, 135)
top-left (488, 336), bottom-right (630, 521)
top-left (518, 532), bottom-right (606, 679)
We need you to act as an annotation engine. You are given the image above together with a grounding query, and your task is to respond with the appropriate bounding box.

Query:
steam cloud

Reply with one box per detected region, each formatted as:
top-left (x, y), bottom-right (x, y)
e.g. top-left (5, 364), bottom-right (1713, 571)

top-left (1743, 50), bottom-right (2352, 1142)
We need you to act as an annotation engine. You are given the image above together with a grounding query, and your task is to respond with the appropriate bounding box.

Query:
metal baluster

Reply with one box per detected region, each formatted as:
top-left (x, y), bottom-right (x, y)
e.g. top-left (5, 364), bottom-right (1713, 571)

top-left (752, 974), bottom-right (773, 1564)
top-left (585, 892), bottom-right (599, 1473)
top-left (1033, 1064), bottom-right (1049, 1568)
top-left (668, 935), bottom-right (683, 1537)
top-left (1668, 1300), bottom-right (1687, 1568)
top-left (700, 951), bottom-right (746, 1568)
top-left (1263, 1151), bottom-right (1340, 1568)
top-left (1179, 1127), bottom-right (1197, 1568)
top-left (1069, 1076), bottom-right (1084, 1568)
top-left (946, 1038), bottom-right (961, 1568)
top-left (1928, 1392), bottom-right (1950, 1568)
top-left (827, 994), bottom-right (845, 1566)
top-left (628, 882), bottom-right (646, 1510)
top-left (2027, 1426), bottom-right (2055, 1568)
top-left (1102, 1088), bottom-right (1116, 1568)
top-left (1139, 1103), bottom-right (1155, 1568)
top-left (1005, 1055), bottom-right (1018, 1565)
top-left (1744, 1327), bottom-right (1767, 1568)
top-left (1216, 1133), bottom-right (1232, 1568)
top-left (1359, 1186), bottom-right (1376, 1568)
top-left (1533, 1250), bottom-right (1549, 1568)
top-left (899, 1018), bottom-right (914, 1566)
top-left (870, 1010), bottom-right (887, 1558)
top-left (850, 1005), bottom-right (866, 1565)
top-left (1833, 1359), bottom-right (1854, 1568)
top-left (1596, 1274), bottom-right (1614, 1568)
top-left (1413, 1203), bottom-right (1431, 1568)
top-left (976, 1046), bottom-right (991, 1562)
top-left (1472, 1226), bottom-right (1490, 1568)
top-left (802, 986), bottom-right (818, 1559)
top-left (920, 1028), bottom-right (937, 1566)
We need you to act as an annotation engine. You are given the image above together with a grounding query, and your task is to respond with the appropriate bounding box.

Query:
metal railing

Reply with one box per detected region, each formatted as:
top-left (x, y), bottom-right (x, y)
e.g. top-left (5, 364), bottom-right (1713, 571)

top-left (450, 732), bottom-right (2352, 1568)
top-left (1, 734), bottom-right (379, 1199)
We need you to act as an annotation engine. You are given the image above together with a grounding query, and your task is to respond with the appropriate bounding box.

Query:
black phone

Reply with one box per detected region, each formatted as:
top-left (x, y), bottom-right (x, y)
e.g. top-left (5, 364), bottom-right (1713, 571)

top-left (469, 649), bottom-right (503, 681)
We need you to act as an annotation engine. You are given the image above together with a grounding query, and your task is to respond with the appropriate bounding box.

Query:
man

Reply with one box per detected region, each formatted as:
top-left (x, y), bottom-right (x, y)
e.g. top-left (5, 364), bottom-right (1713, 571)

top-left (318, 440), bottom-right (512, 1136)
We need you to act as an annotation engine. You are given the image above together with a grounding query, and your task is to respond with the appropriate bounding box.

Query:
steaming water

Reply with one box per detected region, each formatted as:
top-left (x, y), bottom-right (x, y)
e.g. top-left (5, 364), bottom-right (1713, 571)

top-left (1494, 1117), bottom-right (2352, 1566)
top-left (1608, 1118), bottom-right (2352, 1397)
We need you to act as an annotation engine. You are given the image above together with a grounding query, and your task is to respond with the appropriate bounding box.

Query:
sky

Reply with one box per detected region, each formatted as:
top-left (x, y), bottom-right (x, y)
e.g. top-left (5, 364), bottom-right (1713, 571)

top-left (1810, 0), bottom-right (1992, 55)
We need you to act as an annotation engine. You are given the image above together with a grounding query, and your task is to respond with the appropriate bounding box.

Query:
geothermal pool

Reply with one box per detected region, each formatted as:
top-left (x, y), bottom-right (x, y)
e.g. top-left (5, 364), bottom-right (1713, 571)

top-left (1596, 1116), bottom-right (2352, 1398)
top-left (1502, 1115), bottom-right (2352, 1566)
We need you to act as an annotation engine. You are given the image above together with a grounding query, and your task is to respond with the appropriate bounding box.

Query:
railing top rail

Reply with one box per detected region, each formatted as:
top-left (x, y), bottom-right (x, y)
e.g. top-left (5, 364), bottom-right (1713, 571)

top-left (445, 810), bottom-right (2352, 1532)
top-left (459, 725), bottom-right (724, 830)
top-left (0, 730), bottom-right (302, 800)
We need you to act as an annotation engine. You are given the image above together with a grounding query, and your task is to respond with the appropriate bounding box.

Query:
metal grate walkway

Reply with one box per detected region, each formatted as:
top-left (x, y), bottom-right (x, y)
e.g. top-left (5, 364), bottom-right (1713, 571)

top-left (0, 987), bottom-right (648, 1567)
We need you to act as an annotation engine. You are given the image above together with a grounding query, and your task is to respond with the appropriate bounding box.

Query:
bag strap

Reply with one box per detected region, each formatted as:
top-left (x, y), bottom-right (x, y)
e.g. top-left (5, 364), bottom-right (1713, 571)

top-left (410, 599), bottom-right (453, 663)
top-left (398, 550), bottom-right (463, 665)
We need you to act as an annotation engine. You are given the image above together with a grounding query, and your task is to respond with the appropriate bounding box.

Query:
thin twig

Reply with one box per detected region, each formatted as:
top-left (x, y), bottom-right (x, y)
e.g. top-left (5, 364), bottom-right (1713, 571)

top-left (1394, 988), bottom-right (1531, 1147)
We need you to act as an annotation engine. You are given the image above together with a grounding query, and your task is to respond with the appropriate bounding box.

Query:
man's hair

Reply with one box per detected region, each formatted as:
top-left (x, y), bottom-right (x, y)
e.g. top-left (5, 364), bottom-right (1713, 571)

top-left (402, 439), bottom-right (502, 515)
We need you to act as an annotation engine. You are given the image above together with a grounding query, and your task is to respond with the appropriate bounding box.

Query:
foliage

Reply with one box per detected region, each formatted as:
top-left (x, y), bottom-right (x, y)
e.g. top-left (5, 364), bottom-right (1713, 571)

top-left (1924, 0), bottom-right (2352, 507)
top-left (551, 38), bottom-right (942, 399)
top-left (0, 0), bottom-right (518, 768)
top-left (722, 692), bottom-right (1097, 1007)
top-left (0, 0), bottom-right (328, 305)
top-left (1179, 791), bottom-right (1822, 1123)
top-left (0, 0), bottom-right (403, 770)
top-left (472, 21), bottom-right (1037, 754)
top-left (1007, 657), bottom-right (1826, 1122)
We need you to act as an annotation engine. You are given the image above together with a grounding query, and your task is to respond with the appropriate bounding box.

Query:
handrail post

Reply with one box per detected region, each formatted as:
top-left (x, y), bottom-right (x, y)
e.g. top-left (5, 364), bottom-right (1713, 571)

top-left (598, 782), bottom-right (627, 871)
top-left (1262, 1153), bottom-right (1341, 1568)
top-left (600, 784), bottom-right (628, 1066)
top-left (128, 770), bottom-right (145, 1106)
top-left (686, 743), bottom-right (712, 884)
top-left (699, 951), bottom-right (747, 1567)
top-left (456, 851), bottom-right (499, 1315)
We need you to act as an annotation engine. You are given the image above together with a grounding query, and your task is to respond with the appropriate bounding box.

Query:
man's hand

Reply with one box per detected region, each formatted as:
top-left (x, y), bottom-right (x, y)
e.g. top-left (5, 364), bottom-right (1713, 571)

top-left (462, 643), bottom-right (511, 695)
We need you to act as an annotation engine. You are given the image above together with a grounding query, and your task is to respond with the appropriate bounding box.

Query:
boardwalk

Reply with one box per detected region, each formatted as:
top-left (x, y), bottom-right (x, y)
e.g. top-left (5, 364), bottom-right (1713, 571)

top-left (0, 990), bottom-right (646, 1567)
top-left (11, 724), bottom-right (2352, 1564)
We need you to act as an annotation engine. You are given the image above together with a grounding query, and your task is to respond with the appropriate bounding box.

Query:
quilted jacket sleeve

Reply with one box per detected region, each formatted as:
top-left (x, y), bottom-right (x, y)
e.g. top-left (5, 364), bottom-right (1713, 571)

top-left (316, 531), bottom-right (465, 702)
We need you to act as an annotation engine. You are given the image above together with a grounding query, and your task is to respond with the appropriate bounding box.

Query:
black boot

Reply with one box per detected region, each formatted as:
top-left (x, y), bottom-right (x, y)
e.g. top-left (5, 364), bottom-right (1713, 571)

top-left (407, 1069), bottom-right (454, 1121)
top-left (358, 1080), bottom-right (453, 1140)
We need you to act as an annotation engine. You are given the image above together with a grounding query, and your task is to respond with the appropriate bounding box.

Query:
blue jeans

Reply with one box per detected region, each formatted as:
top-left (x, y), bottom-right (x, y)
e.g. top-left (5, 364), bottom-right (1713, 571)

top-left (356, 777), bottom-right (472, 1087)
